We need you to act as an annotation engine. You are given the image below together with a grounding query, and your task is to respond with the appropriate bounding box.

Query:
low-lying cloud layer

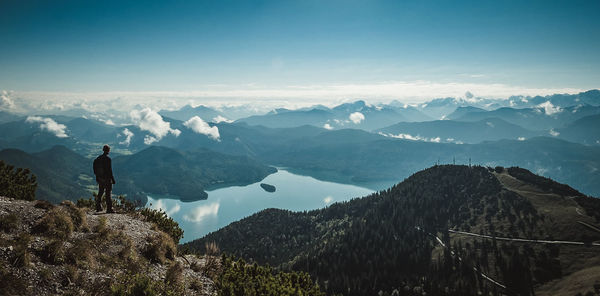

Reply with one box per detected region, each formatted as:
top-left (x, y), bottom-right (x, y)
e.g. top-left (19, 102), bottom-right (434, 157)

top-left (25, 116), bottom-right (68, 138)
top-left (184, 116), bottom-right (220, 140)
top-left (130, 108), bottom-right (181, 145)
top-left (380, 132), bottom-right (441, 143)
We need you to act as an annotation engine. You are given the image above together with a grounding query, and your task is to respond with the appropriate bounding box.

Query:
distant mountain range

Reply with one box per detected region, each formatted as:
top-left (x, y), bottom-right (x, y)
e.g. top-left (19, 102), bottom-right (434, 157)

top-left (186, 165), bottom-right (600, 295)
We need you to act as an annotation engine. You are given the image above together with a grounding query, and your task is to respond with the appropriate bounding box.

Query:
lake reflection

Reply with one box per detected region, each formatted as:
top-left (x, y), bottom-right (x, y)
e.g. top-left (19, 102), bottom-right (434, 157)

top-left (146, 169), bottom-right (374, 243)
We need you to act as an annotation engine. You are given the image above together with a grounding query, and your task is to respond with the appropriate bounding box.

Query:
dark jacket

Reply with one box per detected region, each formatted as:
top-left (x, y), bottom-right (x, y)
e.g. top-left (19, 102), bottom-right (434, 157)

top-left (95, 153), bottom-right (115, 184)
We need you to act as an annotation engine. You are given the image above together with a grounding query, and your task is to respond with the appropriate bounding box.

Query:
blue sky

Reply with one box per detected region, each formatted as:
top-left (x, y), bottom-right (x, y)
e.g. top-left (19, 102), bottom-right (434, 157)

top-left (0, 0), bottom-right (599, 101)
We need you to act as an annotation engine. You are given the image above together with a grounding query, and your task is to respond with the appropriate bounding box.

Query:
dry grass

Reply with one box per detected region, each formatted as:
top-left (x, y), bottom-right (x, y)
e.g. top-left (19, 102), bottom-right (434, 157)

top-left (40, 239), bottom-right (66, 265)
top-left (165, 261), bottom-right (184, 291)
top-left (66, 239), bottom-right (96, 269)
top-left (143, 232), bottom-right (176, 264)
top-left (34, 200), bottom-right (54, 210)
top-left (36, 207), bottom-right (74, 240)
top-left (11, 233), bottom-right (31, 267)
top-left (0, 213), bottom-right (19, 233)
top-left (61, 200), bottom-right (89, 232)
top-left (94, 216), bottom-right (109, 237)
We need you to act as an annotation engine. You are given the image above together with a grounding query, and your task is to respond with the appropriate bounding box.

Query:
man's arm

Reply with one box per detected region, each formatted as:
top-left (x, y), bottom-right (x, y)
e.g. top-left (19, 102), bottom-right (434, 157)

top-left (108, 157), bottom-right (116, 184)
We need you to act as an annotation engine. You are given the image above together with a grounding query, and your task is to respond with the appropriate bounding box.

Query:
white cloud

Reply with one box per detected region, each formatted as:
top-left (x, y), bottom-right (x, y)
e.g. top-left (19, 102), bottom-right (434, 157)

top-left (212, 115), bottom-right (233, 123)
top-left (119, 128), bottom-right (134, 146)
top-left (323, 123), bottom-right (333, 130)
top-left (184, 116), bottom-right (220, 140)
top-left (183, 202), bottom-right (220, 222)
top-left (349, 112), bottom-right (365, 124)
top-left (549, 129), bottom-right (560, 137)
top-left (518, 137), bottom-right (526, 141)
top-left (0, 90), bottom-right (15, 110)
top-left (537, 101), bottom-right (562, 115)
top-left (130, 107), bottom-right (181, 145)
top-left (324, 196), bottom-right (334, 204)
top-left (379, 132), bottom-right (443, 143)
top-left (25, 116), bottom-right (68, 138)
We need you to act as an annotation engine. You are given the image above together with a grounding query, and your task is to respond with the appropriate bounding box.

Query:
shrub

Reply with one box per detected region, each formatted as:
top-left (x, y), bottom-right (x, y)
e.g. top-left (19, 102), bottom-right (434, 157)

top-left (62, 200), bottom-right (89, 232)
top-left (0, 264), bottom-right (29, 294)
top-left (76, 197), bottom-right (95, 209)
top-left (143, 232), bottom-right (176, 264)
top-left (67, 239), bottom-right (95, 268)
top-left (165, 262), bottom-right (184, 294)
top-left (36, 208), bottom-right (74, 240)
top-left (0, 160), bottom-right (37, 201)
top-left (115, 195), bottom-right (140, 213)
top-left (217, 255), bottom-right (325, 296)
top-left (12, 233), bottom-right (31, 267)
top-left (110, 273), bottom-right (162, 296)
top-left (0, 213), bottom-right (19, 233)
top-left (140, 208), bottom-right (183, 244)
top-left (94, 216), bottom-right (109, 237)
top-left (40, 239), bottom-right (66, 265)
top-left (34, 200), bottom-right (54, 210)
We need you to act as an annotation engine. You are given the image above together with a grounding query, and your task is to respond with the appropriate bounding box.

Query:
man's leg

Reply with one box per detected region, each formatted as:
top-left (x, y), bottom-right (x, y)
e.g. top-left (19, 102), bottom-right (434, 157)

top-left (96, 183), bottom-right (105, 212)
top-left (105, 183), bottom-right (113, 213)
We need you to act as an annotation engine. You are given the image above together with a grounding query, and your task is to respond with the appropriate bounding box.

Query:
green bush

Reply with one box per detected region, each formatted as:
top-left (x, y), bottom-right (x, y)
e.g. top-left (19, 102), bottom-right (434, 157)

top-left (217, 255), bottom-right (324, 296)
top-left (0, 160), bottom-right (37, 201)
top-left (76, 196), bottom-right (96, 209)
top-left (140, 208), bottom-right (183, 244)
top-left (111, 273), bottom-right (162, 296)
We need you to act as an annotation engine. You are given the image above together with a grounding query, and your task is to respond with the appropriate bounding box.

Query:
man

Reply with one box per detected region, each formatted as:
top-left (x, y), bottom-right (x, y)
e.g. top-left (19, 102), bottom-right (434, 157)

top-left (93, 145), bottom-right (116, 213)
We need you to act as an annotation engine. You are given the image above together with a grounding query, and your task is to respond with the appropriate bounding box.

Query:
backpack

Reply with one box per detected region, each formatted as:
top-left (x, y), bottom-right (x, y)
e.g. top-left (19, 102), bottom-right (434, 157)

top-left (93, 155), bottom-right (105, 177)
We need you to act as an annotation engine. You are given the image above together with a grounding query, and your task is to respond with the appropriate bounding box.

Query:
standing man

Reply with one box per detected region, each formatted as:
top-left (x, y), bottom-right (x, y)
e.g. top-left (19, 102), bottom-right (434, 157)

top-left (93, 145), bottom-right (116, 213)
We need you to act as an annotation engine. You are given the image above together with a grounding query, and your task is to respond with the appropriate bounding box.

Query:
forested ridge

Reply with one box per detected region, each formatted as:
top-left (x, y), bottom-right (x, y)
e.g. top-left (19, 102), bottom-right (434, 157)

top-left (185, 165), bottom-right (600, 296)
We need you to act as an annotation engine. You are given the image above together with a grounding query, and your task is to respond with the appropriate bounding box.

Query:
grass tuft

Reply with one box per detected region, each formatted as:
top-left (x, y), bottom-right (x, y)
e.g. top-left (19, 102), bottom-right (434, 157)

top-left (36, 208), bottom-right (74, 240)
top-left (143, 232), bottom-right (176, 264)
top-left (0, 213), bottom-right (19, 233)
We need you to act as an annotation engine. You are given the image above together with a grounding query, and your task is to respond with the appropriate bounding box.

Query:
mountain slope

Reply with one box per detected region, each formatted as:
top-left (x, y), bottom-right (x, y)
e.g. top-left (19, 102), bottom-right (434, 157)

top-left (0, 146), bottom-right (92, 203)
top-left (186, 165), bottom-right (600, 296)
top-left (454, 105), bottom-right (600, 131)
top-left (555, 114), bottom-right (600, 145)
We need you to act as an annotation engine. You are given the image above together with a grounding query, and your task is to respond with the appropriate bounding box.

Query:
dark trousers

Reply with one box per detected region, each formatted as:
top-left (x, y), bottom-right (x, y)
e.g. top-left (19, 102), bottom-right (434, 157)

top-left (96, 180), bottom-right (113, 212)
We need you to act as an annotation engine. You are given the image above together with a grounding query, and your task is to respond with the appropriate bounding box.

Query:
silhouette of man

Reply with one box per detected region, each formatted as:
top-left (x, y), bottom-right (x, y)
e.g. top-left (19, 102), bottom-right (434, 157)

top-left (94, 145), bottom-right (116, 213)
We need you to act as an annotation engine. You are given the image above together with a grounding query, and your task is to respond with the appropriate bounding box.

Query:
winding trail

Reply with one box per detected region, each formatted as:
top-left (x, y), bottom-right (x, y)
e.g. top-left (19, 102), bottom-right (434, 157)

top-left (416, 227), bottom-right (508, 290)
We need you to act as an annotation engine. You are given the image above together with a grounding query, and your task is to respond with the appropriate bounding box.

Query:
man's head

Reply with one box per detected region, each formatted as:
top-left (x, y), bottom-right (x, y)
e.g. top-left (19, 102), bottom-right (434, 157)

top-left (103, 145), bottom-right (110, 154)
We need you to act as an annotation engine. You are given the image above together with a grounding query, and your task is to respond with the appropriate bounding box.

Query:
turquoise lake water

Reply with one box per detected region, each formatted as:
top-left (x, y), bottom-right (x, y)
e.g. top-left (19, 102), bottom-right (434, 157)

top-left (146, 169), bottom-right (374, 243)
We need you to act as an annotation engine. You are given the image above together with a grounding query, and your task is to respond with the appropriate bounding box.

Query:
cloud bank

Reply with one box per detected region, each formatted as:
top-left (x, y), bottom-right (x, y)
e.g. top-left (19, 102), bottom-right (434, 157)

top-left (184, 116), bottom-right (220, 140)
top-left (25, 116), bottom-right (68, 138)
top-left (130, 108), bottom-right (181, 145)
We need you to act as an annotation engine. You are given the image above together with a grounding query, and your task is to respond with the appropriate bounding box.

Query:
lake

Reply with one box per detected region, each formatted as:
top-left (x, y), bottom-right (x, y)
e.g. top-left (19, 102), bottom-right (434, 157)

top-left (146, 169), bottom-right (374, 243)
